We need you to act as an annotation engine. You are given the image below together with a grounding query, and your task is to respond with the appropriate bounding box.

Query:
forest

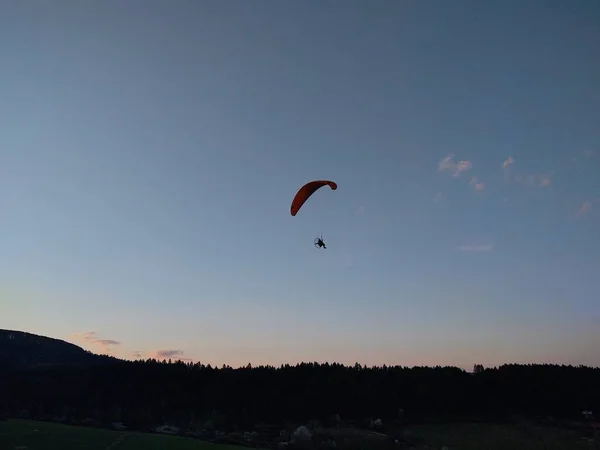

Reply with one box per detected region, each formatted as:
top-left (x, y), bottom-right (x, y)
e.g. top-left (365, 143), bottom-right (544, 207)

top-left (2, 358), bottom-right (599, 432)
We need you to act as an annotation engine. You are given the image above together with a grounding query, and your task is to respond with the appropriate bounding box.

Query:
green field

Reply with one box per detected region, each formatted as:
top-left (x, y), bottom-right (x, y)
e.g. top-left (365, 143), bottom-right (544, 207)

top-left (0, 420), bottom-right (244, 450)
top-left (1, 419), bottom-right (597, 450)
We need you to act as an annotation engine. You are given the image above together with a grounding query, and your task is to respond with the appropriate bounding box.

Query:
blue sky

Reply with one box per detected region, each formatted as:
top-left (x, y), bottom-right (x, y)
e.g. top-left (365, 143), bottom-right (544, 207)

top-left (1, 1), bottom-right (599, 369)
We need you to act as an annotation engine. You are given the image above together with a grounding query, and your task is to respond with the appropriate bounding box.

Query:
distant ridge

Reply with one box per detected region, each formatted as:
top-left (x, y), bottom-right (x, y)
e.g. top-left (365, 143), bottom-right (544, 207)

top-left (0, 329), bottom-right (119, 370)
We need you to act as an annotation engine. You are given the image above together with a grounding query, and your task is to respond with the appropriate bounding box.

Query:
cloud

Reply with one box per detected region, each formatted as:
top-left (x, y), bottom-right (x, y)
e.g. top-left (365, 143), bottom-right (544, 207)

top-left (131, 350), bottom-right (192, 362)
top-left (70, 331), bottom-right (96, 340)
top-left (438, 154), bottom-right (455, 172)
top-left (150, 349), bottom-right (188, 360)
top-left (469, 177), bottom-right (485, 191)
top-left (583, 149), bottom-right (594, 159)
top-left (578, 201), bottom-right (592, 216)
top-left (539, 174), bottom-right (551, 187)
top-left (437, 154), bottom-right (472, 177)
top-left (433, 191), bottom-right (443, 202)
top-left (148, 349), bottom-right (192, 362)
top-left (502, 156), bottom-right (515, 168)
top-left (356, 205), bottom-right (365, 215)
top-left (510, 172), bottom-right (552, 187)
top-left (456, 243), bottom-right (494, 252)
top-left (155, 349), bottom-right (183, 358)
top-left (69, 331), bottom-right (121, 353)
top-left (454, 160), bottom-right (472, 177)
top-left (94, 339), bottom-right (120, 347)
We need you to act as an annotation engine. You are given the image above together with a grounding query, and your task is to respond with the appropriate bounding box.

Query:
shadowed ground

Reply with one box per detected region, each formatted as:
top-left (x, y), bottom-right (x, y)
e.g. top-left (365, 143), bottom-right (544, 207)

top-left (1, 419), bottom-right (598, 450)
top-left (0, 420), bottom-right (244, 450)
top-left (410, 422), bottom-right (596, 450)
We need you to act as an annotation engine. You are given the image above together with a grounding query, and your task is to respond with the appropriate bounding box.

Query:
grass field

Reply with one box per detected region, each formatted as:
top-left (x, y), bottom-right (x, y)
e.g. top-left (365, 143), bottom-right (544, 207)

top-left (1, 419), bottom-right (597, 450)
top-left (0, 420), bottom-right (244, 450)
top-left (410, 422), bottom-right (597, 450)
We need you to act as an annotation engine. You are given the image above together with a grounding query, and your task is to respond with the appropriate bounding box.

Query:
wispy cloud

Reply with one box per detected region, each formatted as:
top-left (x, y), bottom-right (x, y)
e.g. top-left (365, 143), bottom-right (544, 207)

top-left (437, 154), bottom-right (472, 177)
top-left (539, 173), bottom-right (552, 187)
top-left (454, 160), bottom-right (472, 177)
top-left (438, 155), bottom-right (455, 172)
top-left (131, 351), bottom-right (143, 359)
top-left (578, 201), bottom-right (592, 216)
top-left (469, 177), bottom-right (485, 191)
top-left (456, 243), bottom-right (494, 252)
top-left (149, 349), bottom-right (191, 361)
top-left (433, 191), bottom-right (443, 202)
top-left (70, 331), bottom-right (96, 340)
top-left (583, 149), bottom-right (594, 159)
top-left (95, 339), bottom-right (120, 347)
top-left (153, 349), bottom-right (183, 358)
top-left (510, 172), bottom-right (552, 187)
top-left (502, 156), bottom-right (515, 168)
top-left (69, 331), bottom-right (121, 353)
top-left (357, 205), bottom-right (365, 215)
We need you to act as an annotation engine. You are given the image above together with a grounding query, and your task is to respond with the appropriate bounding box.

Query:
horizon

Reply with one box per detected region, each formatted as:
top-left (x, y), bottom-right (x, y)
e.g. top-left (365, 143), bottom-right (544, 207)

top-left (5, 327), bottom-right (600, 372)
top-left (2, 1), bottom-right (599, 371)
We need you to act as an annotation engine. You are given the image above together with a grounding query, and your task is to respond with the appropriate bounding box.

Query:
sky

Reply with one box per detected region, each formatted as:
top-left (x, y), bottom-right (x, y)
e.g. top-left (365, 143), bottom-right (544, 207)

top-left (1, 1), bottom-right (599, 370)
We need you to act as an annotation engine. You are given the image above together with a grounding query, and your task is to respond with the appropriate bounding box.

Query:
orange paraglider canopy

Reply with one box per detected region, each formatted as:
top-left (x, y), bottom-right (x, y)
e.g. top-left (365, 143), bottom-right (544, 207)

top-left (290, 180), bottom-right (337, 216)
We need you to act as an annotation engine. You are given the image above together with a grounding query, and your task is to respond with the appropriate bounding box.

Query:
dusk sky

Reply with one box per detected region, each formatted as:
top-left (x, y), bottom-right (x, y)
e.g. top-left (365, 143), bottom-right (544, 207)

top-left (2, 1), bottom-right (599, 370)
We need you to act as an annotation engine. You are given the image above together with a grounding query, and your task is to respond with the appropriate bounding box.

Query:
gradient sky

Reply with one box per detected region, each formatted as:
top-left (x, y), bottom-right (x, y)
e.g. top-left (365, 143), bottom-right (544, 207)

top-left (2, 1), bottom-right (599, 370)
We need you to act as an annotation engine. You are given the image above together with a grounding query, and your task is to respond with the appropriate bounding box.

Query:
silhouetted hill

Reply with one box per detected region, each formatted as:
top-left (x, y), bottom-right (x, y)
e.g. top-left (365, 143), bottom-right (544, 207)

top-left (0, 329), bottom-right (117, 370)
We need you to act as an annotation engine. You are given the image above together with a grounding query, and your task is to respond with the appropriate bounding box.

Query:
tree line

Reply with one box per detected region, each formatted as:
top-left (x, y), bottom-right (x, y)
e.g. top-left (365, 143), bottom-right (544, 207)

top-left (1, 359), bottom-right (599, 430)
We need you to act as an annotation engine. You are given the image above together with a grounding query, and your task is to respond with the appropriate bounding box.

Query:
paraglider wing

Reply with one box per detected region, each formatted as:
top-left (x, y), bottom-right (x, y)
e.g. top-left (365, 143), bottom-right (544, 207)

top-left (290, 180), bottom-right (337, 216)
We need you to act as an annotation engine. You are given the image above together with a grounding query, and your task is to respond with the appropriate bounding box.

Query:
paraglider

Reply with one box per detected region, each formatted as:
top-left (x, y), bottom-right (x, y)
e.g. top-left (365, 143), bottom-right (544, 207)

top-left (290, 180), bottom-right (337, 217)
top-left (290, 180), bottom-right (337, 249)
